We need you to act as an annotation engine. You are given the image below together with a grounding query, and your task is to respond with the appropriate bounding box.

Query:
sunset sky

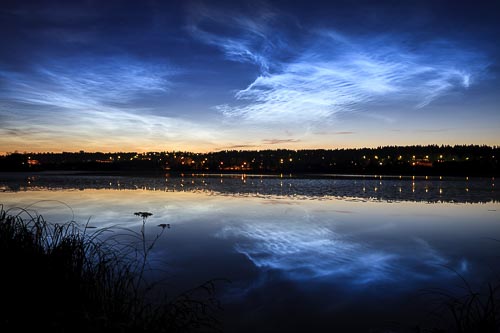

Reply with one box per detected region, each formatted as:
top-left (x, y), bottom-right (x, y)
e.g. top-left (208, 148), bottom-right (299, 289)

top-left (1, 0), bottom-right (499, 153)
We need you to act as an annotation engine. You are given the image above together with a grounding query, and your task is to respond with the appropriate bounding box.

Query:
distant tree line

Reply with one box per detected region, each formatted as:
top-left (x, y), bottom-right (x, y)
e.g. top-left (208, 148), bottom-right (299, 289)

top-left (1, 145), bottom-right (498, 176)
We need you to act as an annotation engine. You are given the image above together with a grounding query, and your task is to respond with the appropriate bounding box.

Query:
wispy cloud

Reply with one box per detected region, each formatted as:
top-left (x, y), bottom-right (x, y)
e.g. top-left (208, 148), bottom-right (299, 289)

top-left (190, 9), bottom-right (488, 125)
top-left (218, 221), bottom-right (396, 282)
top-left (187, 2), bottom-right (291, 74)
top-left (413, 128), bottom-right (452, 133)
top-left (0, 105), bottom-right (220, 152)
top-left (0, 56), bottom-right (223, 152)
top-left (0, 56), bottom-right (173, 110)
top-left (262, 138), bottom-right (300, 145)
top-left (312, 130), bottom-right (355, 135)
top-left (217, 221), bottom-right (463, 285)
top-left (226, 36), bottom-right (484, 123)
top-left (217, 144), bottom-right (257, 150)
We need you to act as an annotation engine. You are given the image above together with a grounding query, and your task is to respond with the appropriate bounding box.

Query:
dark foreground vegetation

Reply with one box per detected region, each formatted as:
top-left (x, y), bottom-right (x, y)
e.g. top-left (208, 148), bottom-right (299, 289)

top-left (415, 276), bottom-right (500, 333)
top-left (1, 145), bottom-right (498, 176)
top-left (2, 204), bottom-right (500, 332)
top-left (0, 206), bottom-right (223, 333)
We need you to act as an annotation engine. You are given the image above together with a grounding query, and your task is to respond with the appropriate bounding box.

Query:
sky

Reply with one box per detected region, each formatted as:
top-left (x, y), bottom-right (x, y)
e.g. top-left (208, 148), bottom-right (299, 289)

top-left (1, 0), bottom-right (499, 153)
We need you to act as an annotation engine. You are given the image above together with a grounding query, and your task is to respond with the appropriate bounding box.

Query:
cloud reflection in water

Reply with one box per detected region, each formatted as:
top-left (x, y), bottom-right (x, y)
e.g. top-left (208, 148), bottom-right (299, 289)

top-left (218, 221), bottom-right (462, 286)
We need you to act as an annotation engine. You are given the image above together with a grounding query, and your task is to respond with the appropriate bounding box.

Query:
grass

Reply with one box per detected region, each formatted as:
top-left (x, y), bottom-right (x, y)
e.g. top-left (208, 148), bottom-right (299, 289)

top-left (414, 268), bottom-right (500, 333)
top-left (7, 202), bottom-right (499, 333)
top-left (0, 204), bottom-right (224, 333)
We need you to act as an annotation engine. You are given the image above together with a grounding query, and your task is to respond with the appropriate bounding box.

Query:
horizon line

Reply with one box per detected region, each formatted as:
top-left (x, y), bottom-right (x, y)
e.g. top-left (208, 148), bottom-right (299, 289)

top-left (2, 143), bottom-right (499, 156)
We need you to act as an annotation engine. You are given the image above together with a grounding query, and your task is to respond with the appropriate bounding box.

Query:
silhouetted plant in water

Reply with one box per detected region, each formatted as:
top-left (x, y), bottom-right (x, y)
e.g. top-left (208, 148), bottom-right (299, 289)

top-left (133, 211), bottom-right (157, 296)
top-left (411, 267), bottom-right (500, 333)
top-left (135, 211), bottom-right (153, 221)
top-left (0, 204), bottom-right (224, 333)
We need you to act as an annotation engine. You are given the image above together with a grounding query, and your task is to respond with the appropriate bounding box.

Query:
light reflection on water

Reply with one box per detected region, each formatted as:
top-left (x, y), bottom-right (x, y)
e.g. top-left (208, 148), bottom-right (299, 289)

top-left (1, 174), bottom-right (500, 332)
top-left (0, 172), bottom-right (498, 203)
top-left (216, 221), bottom-right (466, 285)
top-left (226, 221), bottom-right (401, 286)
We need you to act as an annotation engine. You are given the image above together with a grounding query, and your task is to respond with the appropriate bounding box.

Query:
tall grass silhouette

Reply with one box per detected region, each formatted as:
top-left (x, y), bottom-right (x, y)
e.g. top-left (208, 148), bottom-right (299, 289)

top-left (0, 204), bottom-right (224, 333)
top-left (414, 266), bottom-right (500, 333)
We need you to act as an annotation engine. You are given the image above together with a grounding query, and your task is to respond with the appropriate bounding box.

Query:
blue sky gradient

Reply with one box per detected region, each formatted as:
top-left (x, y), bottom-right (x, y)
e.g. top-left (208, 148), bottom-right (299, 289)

top-left (1, 0), bottom-right (499, 152)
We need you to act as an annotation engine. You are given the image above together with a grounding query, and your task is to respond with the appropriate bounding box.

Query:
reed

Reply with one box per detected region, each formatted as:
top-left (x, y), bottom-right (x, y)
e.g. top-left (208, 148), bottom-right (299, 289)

top-left (413, 267), bottom-right (500, 333)
top-left (0, 204), bottom-right (223, 333)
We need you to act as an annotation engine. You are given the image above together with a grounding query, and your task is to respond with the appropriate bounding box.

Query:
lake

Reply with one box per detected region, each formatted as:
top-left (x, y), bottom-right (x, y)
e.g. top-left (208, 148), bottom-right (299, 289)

top-left (0, 172), bottom-right (499, 332)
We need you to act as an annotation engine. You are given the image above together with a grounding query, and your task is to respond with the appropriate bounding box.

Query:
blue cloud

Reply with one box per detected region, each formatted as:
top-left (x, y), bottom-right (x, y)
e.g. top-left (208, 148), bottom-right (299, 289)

top-left (187, 3), bottom-right (292, 74)
top-left (229, 38), bottom-right (483, 123)
top-left (190, 10), bottom-right (488, 124)
top-left (0, 56), bottom-right (173, 110)
top-left (217, 221), bottom-right (462, 285)
top-left (0, 56), bottom-right (225, 151)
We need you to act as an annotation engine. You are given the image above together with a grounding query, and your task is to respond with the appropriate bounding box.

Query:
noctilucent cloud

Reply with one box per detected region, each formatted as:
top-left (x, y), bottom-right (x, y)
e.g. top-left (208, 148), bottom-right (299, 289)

top-left (0, 0), bottom-right (499, 153)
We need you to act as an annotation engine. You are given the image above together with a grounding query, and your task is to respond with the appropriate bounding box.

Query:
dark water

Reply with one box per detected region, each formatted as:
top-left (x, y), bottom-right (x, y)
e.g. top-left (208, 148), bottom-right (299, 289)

top-left (1, 172), bottom-right (499, 332)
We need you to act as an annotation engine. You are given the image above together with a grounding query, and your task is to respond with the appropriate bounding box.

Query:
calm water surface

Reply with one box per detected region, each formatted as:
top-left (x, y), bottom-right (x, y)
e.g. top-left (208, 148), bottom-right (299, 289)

top-left (1, 173), bottom-right (499, 332)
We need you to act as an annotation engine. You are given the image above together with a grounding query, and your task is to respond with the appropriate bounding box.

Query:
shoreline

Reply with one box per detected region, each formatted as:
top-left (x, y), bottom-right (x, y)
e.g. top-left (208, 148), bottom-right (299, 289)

top-left (0, 170), bottom-right (495, 180)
